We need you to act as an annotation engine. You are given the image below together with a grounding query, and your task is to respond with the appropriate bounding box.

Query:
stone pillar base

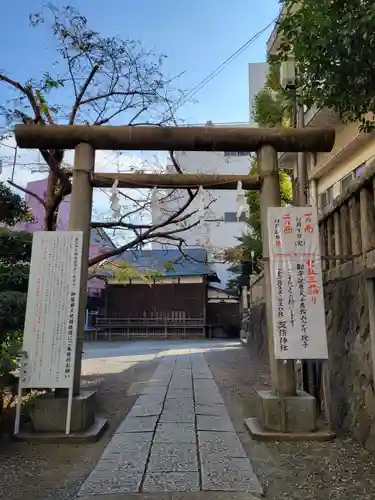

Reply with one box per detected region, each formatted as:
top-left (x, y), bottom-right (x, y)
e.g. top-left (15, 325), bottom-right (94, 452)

top-left (30, 389), bottom-right (96, 433)
top-left (244, 389), bottom-right (335, 441)
top-left (258, 389), bottom-right (317, 433)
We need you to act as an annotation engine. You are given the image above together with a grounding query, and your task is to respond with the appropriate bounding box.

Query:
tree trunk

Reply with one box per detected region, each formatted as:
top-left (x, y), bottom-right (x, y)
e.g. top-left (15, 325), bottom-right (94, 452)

top-left (44, 172), bottom-right (58, 231)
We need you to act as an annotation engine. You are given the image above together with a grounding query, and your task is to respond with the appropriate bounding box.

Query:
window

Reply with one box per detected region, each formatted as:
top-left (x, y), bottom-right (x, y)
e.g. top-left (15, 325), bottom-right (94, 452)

top-left (319, 187), bottom-right (334, 210)
top-left (224, 152), bottom-right (251, 157)
top-left (341, 172), bottom-right (354, 192)
top-left (355, 162), bottom-right (367, 178)
top-left (224, 212), bottom-right (247, 222)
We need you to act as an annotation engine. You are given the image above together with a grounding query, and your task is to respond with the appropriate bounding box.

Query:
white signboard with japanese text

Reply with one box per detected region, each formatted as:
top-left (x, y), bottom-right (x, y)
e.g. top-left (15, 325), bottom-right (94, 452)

top-left (21, 231), bottom-right (83, 388)
top-left (267, 207), bottom-right (328, 360)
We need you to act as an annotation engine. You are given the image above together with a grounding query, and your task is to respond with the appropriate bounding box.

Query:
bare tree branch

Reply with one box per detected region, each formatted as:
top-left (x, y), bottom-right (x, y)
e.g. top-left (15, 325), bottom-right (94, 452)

top-left (169, 150), bottom-right (195, 199)
top-left (1, 5), bottom-right (194, 264)
top-left (0, 74), bottom-right (42, 123)
top-left (80, 90), bottom-right (156, 107)
top-left (69, 64), bottom-right (100, 124)
top-left (8, 179), bottom-right (47, 210)
top-left (88, 218), bottom-right (201, 268)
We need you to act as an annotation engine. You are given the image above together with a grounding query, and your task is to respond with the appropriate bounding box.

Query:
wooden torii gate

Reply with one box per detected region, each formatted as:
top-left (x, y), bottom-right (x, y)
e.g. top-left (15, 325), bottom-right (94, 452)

top-left (14, 123), bottom-right (335, 439)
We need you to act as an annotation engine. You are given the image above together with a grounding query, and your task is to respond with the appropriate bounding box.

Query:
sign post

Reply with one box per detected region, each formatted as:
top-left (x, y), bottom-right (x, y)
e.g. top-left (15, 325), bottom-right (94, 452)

top-left (267, 206), bottom-right (328, 360)
top-left (14, 231), bottom-right (83, 435)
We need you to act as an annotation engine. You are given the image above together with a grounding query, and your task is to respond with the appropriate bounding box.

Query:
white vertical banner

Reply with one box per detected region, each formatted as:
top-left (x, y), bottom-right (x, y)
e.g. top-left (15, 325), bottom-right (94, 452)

top-left (267, 207), bottom-right (328, 360)
top-left (21, 231), bottom-right (83, 388)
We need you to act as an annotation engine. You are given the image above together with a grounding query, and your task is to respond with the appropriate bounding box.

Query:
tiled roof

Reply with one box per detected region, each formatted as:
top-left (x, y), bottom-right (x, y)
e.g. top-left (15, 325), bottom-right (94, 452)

top-left (111, 247), bottom-right (219, 282)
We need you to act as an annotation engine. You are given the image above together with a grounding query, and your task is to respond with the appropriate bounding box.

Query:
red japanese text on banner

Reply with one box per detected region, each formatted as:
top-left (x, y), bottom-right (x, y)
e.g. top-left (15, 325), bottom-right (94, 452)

top-left (267, 207), bottom-right (328, 360)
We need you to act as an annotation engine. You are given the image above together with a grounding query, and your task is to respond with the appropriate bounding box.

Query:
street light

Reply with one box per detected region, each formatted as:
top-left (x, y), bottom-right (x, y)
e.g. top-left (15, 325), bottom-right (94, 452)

top-left (280, 56), bottom-right (297, 127)
top-left (280, 56), bottom-right (296, 91)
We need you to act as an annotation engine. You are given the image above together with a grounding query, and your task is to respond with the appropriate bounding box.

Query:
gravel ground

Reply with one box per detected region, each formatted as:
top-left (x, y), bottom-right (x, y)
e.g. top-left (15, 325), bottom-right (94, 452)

top-left (2, 340), bottom-right (375, 500)
top-left (205, 342), bottom-right (375, 500)
top-left (0, 356), bottom-right (159, 500)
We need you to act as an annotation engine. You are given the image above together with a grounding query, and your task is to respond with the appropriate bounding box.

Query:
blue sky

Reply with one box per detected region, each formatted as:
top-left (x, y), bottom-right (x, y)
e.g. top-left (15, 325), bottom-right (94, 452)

top-left (1, 0), bottom-right (279, 125)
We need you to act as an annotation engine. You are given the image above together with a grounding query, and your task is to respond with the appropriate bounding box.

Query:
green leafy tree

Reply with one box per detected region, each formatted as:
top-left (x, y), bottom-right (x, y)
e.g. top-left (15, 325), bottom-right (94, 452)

top-left (0, 184), bottom-right (32, 400)
top-left (228, 60), bottom-right (294, 290)
top-left (228, 158), bottom-right (292, 289)
top-left (277, 0), bottom-right (375, 131)
top-left (252, 60), bottom-right (293, 127)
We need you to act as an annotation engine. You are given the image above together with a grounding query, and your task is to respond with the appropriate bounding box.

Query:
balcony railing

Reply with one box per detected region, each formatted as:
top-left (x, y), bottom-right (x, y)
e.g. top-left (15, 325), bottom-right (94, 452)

top-left (318, 156), bottom-right (375, 272)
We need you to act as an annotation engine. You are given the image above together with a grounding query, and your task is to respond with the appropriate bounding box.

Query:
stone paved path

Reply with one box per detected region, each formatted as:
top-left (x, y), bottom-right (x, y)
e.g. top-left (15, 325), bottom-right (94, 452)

top-left (77, 352), bottom-right (262, 498)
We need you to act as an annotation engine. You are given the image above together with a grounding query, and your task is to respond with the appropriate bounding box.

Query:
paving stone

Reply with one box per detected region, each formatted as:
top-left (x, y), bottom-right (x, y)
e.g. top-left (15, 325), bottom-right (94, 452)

top-left (102, 432), bottom-right (153, 458)
top-left (78, 470), bottom-right (142, 496)
top-left (151, 373), bottom-right (173, 382)
top-left (194, 387), bottom-right (222, 397)
top-left (171, 493), bottom-right (260, 500)
top-left (94, 450), bottom-right (148, 472)
top-left (127, 381), bottom-right (168, 396)
top-left (143, 472), bottom-right (200, 492)
top-left (127, 382), bottom-right (144, 396)
top-left (191, 364), bottom-right (207, 371)
top-left (164, 398), bottom-right (194, 413)
top-left (170, 378), bottom-right (191, 384)
top-left (155, 364), bottom-right (174, 370)
top-left (197, 415), bottom-right (235, 432)
top-left (137, 394), bottom-right (165, 405)
top-left (171, 371), bottom-right (191, 378)
top-left (169, 383), bottom-right (193, 391)
top-left (191, 365), bottom-right (212, 377)
top-left (147, 443), bottom-right (198, 472)
top-left (195, 404), bottom-right (227, 416)
top-left (169, 379), bottom-right (193, 390)
top-left (140, 386), bottom-right (168, 397)
top-left (191, 365), bottom-right (210, 372)
top-left (152, 370), bottom-right (173, 376)
top-left (201, 462), bottom-right (262, 494)
top-left (174, 360), bottom-right (191, 366)
top-left (201, 455), bottom-right (254, 473)
top-left (170, 373), bottom-right (192, 379)
top-left (194, 393), bottom-right (223, 405)
top-left (198, 431), bottom-right (247, 458)
top-left (154, 423), bottom-right (196, 443)
top-left (192, 372), bottom-right (213, 379)
top-left (127, 402), bottom-right (163, 417)
top-left (159, 410), bottom-right (195, 423)
top-left (147, 377), bottom-right (171, 385)
top-left (166, 389), bottom-right (193, 399)
top-left (152, 369), bottom-right (173, 377)
top-left (193, 379), bottom-right (220, 392)
top-left (115, 416), bottom-right (159, 434)
top-left (79, 494), bottom-right (171, 500)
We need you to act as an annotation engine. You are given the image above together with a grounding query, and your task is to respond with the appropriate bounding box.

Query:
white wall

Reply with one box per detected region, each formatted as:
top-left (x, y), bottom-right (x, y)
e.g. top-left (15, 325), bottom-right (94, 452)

top-left (248, 62), bottom-right (268, 125)
top-left (152, 146), bottom-right (252, 288)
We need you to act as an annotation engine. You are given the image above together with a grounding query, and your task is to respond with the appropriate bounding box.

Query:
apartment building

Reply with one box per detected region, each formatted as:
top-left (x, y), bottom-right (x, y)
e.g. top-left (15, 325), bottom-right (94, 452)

top-left (14, 177), bottom-right (116, 299)
top-left (152, 122), bottom-right (253, 288)
top-left (267, 8), bottom-right (375, 212)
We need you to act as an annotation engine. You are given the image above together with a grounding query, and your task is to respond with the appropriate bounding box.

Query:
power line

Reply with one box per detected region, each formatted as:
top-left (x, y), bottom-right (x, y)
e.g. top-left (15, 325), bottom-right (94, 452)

top-left (175, 18), bottom-right (276, 112)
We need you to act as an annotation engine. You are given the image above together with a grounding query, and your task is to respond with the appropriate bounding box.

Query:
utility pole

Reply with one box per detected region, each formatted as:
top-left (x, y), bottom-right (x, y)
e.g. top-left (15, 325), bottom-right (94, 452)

top-left (0, 143), bottom-right (18, 181)
top-left (11, 146), bottom-right (17, 182)
top-left (297, 106), bottom-right (308, 205)
top-left (281, 57), bottom-right (319, 402)
top-left (297, 102), bottom-right (318, 399)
